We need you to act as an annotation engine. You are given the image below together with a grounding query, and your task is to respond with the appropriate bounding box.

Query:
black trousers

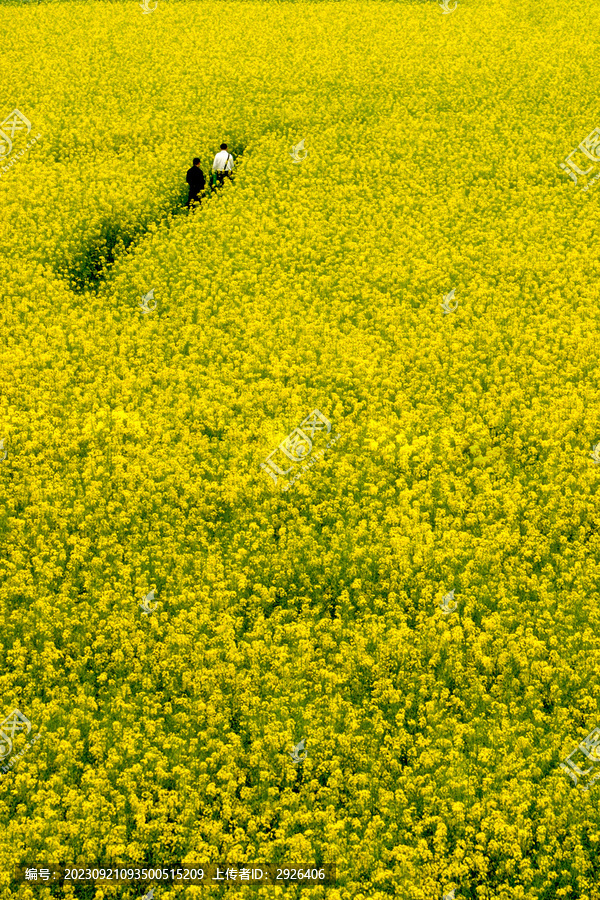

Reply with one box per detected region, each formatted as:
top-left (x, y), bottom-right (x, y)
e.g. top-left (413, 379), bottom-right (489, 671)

top-left (187, 189), bottom-right (201, 207)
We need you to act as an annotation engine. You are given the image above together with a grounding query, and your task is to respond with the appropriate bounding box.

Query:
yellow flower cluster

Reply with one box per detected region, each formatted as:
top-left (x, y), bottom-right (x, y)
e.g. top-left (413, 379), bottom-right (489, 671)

top-left (2, 1), bottom-right (600, 899)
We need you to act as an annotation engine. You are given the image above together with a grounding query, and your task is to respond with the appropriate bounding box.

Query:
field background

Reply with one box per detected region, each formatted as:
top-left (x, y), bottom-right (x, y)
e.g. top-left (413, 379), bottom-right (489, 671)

top-left (2, 0), bottom-right (600, 898)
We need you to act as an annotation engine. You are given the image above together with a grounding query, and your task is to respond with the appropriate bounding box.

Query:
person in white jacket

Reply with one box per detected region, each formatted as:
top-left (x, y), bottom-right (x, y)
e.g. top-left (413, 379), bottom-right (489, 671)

top-left (212, 143), bottom-right (234, 187)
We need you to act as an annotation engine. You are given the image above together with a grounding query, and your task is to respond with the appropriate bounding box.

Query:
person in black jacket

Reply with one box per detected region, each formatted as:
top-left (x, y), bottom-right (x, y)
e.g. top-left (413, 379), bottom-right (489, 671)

top-left (186, 158), bottom-right (205, 208)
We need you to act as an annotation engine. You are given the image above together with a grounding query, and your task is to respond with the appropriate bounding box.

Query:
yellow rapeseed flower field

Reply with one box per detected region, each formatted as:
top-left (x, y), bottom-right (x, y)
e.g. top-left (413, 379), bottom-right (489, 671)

top-left (2, 0), bottom-right (600, 898)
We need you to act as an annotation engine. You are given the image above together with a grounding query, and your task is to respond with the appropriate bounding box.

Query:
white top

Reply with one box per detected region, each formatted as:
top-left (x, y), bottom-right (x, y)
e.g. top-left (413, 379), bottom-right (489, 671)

top-left (212, 150), bottom-right (233, 172)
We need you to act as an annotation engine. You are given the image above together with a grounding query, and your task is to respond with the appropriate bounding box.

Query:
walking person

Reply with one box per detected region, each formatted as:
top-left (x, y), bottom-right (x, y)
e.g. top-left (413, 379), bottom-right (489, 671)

top-left (186, 157), bottom-right (205, 208)
top-left (212, 143), bottom-right (234, 188)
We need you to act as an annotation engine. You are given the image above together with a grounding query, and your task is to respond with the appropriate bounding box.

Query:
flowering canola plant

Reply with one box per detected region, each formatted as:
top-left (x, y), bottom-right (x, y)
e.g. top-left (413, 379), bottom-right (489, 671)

top-left (2, 1), bottom-right (600, 898)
